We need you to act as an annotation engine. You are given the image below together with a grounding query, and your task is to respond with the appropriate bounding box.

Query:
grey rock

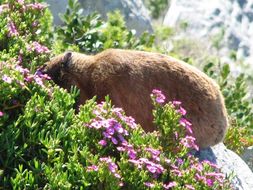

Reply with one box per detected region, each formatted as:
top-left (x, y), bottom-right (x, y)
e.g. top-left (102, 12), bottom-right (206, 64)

top-left (46, 0), bottom-right (153, 36)
top-left (241, 146), bottom-right (253, 172)
top-left (45, 0), bottom-right (68, 25)
top-left (193, 143), bottom-right (253, 190)
top-left (163, 0), bottom-right (253, 64)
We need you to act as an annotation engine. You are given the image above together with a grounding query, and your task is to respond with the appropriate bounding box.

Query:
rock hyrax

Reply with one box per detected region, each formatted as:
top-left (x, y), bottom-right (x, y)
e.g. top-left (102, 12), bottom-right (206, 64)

top-left (41, 49), bottom-right (228, 148)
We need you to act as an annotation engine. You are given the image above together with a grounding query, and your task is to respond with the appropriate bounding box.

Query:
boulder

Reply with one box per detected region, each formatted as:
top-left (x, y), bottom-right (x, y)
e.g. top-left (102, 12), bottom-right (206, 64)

top-left (241, 146), bottom-right (253, 172)
top-left (163, 0), bottom-right (253, 64)
top-left (46, 0), bottom-right (153, 36)
top-left (193, 143), bottom-right (253, 190)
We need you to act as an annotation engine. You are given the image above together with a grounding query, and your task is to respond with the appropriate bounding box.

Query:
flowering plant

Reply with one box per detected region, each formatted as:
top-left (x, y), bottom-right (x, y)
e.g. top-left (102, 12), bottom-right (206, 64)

top-left (51, 91), bottom-right (231, 189)
top-left (0, 0), bottom-right (233, 189)
top-left (0, 0), bottom-right (52, 128)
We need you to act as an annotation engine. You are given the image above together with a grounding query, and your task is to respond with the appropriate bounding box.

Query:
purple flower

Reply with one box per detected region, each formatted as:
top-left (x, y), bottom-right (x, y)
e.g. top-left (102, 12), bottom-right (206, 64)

top-left (145, 147), bottom-right (160, 157)
top-left (99, 157), bottom-right (112, 163)
top-left (195, 173), bottom-right (205, 181)
top-left (128, 149), bottom-right (137, 159)
top-left (178, 106), bottom-right (187, 115)
top-left (2, 75), bottom-right (12, 83)
top-left (205, 172), bottom-right (225, 178)
top-left (111, 137), bottom-right (118, 145)
top-left (185, 184), bottom-right (195, 190)
top-left (202, 160), bottom-right (219, 169)
top-left (124, 116), bottom-right (137, 129)
top-left (27, 42), bottom-right (50, 54)
top-left (206, 179), bottom-right (214, 187)
top-left (114, 173), bottom-right (121, 179)
top-left (108, 162), bottom-right (118, 173)
top-left (180, 136), bottom-right (199, 151)
top-left (170, 169), bottom-right (182, 177)
top-left (146, 163), bottom-right (164, 175)
top-left (0, 111), bottom-right (3, 117)
top-left (172, 101), bottom-right (181, 106)
top-left (191, 163), bottom-right (203, 172)
top-left (114, 123), bottom-right (124, 133)
top-left (163, 182), bottom-right (177, 189)
top-left (87, 165), bottom-right (98, 172)
top-left (35, 69), bottom-right (51, 80)
top-left (7, 20), bottom-right (19, 37)
top-left (112, 107), bottom-right (124, 118)
top-left (24, 75), bottom-right (34, 82)
top-left (106, 126), bottom-right (115, 135)
top-left (26, 3), bottom-right (47, 10)
top-left (17, 0), bottom-right (24, 4)
top-left (128, 159), bottom-right (141, 165)
top-left (146, 165), bottom-right (157, 174)
top-left (103, 131), bottom-right (111, 139)
top-left (90, 120), bottom-right (102, 129)
top-left (144, 182), bottom-right (155, 188)
top-left (177, 158), bottom-right (183, 165)
top-left (179, 118), bottom-right (193, 134)
top-left (117, 134), bottom-right (127, 143)
top-left (152, 89), bottom-right (166, 104)
top-left (98, 139), bottom-right (107, 146)
top-left (116, 146), bottom-right (125, 152)
top-left (34, 76), bottom-right (44, 87)
top-left (139, 157), bottom-right (149, 164)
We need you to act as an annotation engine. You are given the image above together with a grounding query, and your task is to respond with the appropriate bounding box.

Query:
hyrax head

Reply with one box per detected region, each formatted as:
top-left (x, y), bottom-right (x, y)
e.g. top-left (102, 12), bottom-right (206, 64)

top-left (40, 52), bottom-right (75, 90)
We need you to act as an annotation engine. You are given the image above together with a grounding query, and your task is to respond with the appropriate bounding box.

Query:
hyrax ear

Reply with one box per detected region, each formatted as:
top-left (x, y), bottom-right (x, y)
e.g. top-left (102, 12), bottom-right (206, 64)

top-left (62, 51), bottom-right (72, 68)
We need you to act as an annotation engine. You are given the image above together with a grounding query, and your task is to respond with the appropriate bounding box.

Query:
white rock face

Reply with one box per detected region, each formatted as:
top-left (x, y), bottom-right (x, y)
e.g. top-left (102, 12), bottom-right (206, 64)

top-left (194, 143), bottom-right (253, 190)
top-left (163, 0), bottom-right (253, 63)
top-left (46, 0), bottom-right (153, 36)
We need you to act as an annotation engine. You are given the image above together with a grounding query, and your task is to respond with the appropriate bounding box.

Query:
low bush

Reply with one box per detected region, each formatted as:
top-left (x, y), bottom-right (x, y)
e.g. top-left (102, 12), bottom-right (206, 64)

top-left (0, 0), bottom-right (251, 189)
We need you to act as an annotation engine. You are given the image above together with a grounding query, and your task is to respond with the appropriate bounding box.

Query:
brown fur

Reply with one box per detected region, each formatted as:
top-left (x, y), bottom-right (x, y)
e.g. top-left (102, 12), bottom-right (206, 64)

top-left (41, 49), bottom-right (228, 148)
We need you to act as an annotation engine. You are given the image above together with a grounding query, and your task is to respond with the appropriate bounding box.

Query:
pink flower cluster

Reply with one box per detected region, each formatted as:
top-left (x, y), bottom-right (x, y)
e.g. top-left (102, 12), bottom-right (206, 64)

top-left (16, 1), bottom-right (47, 11)
top-left (151, 89), bottom-right (166, 104)
top-left (1, 63), bottom-right (50, 89)
top-left (2, 74), bottom-right (13, 84)
top-left (129, 157), bottom-right (165, 176)
top-left (7, 20), bottom-right (19, 37)
top-left (86, 157), bottom-right (123, 186)
top-left (88, 117), bottom-right (130, 147)
top-left (180, 135), bottom-right (199, 151)
top-left (26, 3), bottom-right (47, 11)
top-left (83, 90), bottom-right (230, 189)
top-left (100, 157), bottom-right (122, 179)
top-left (27, 41), bottom-right (50, 54)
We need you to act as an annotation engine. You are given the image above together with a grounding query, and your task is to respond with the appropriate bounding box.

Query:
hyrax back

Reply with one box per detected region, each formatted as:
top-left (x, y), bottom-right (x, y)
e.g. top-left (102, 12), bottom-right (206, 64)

top-left (42, 49), bottom-right (228, 148)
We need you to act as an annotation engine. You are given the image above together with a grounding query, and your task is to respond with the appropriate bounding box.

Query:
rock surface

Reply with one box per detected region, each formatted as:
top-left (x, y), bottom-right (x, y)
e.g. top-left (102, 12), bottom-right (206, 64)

top-left (241, 146), bottom-right (253, 172)
top-left (163, 0), bottom-right (253, 64)
top-left (194, 143), bottom-right (253, 190)
top-left (46, 0), bottom-right (153, 36)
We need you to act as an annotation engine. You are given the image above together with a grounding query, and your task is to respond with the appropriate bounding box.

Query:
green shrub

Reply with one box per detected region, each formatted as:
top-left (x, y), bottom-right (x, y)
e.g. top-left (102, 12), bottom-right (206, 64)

top-left (144, 0), bottom-right (169, 19)
top-left (0, 0), bottom-right (243, 189)
top-left (55, 0), bottom-right (155, 54)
